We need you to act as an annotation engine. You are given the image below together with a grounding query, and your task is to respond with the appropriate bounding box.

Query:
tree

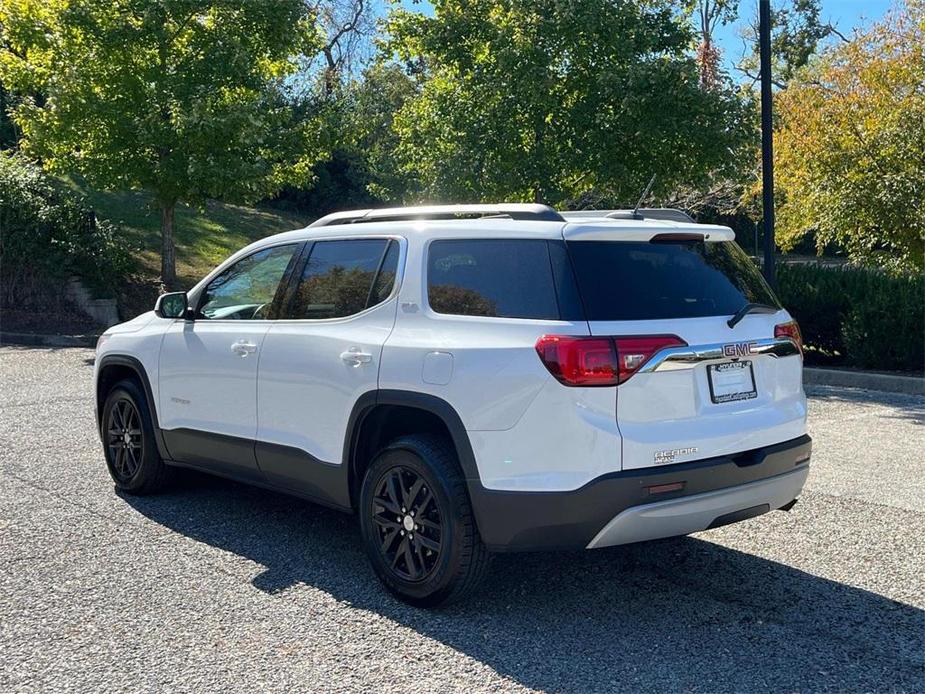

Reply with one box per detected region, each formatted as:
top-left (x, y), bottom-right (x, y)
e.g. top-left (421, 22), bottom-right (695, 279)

top-left (383, 0), bottom-right (753, 207)
top-left (689, 0), bottom-right (738, 89)
top-left (737, 0), bottom-right (842, 88)
top-left (773, 1), bottom-right (925, 271)
top-left (0, 0), bottom-right (324, 286)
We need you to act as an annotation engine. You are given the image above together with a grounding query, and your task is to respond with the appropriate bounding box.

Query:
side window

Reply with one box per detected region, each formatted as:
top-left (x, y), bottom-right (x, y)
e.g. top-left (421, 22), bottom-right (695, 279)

top-left (199, 244), bottom-right (298, 320)
top-left (288, 239), bottom-right (398, 320)
top-left (427, 239), bottom-right (560, 319)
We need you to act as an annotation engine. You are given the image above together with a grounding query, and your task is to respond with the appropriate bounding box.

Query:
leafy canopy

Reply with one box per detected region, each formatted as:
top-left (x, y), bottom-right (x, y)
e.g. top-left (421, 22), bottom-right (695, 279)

top-left (774, 1), bottom-right (925, 271)
top-left (383, 0), bottom-right (754, 206)
top-left (0, 0), bottom-right (325, 208)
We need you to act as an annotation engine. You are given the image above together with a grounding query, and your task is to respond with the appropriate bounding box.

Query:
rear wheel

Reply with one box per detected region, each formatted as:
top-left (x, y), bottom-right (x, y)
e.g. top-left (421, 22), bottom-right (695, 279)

top-left (101, 379), bottom-right (172, 495)
top-left (359, 434), bottom-right (490, 607)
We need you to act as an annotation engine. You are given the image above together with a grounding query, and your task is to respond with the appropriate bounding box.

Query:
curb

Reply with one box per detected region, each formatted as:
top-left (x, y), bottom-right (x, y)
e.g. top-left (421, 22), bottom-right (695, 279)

top-left (804, 367), bottom-right (924, 396)
top-left (0, 332), bottom-right (100, 348)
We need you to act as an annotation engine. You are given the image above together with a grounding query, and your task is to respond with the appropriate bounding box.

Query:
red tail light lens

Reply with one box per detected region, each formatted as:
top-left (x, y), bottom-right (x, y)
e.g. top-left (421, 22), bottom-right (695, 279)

top-left (774, 320), bottom-right (803, 353)
top-left (535, 334), bottom-right (686, 386)
top-left (613, 335), bottom-right (687, 383)
top-left (535, 335), bottom-right (619, 386)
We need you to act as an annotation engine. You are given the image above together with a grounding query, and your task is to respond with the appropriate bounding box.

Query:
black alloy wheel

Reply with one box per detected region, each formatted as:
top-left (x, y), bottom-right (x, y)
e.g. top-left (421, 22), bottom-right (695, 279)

top-left (359, 434), bottom-right (490, 606)
top-left (370, 465), bottom-right (443, 582)
top-left (101, 379), bottom-right (172, 495)
top-left (106, 397), bottom-right (143, 482)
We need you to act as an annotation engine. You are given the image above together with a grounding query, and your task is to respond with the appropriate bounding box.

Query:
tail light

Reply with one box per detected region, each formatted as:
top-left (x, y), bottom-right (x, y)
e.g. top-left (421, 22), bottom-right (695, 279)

top-left (535, 334), bottom-right (686, 386)
top-left (774, 320), bottom-right (803, 354)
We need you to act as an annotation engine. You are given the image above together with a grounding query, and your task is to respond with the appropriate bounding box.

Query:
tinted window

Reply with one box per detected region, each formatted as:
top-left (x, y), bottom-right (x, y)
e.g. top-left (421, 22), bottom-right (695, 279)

top-left (567, 240), bottom-right (780, 321)
top-left (199, 244), bottom-right (297, 320)
top-left (427, 240), bottom-right (559, 319)
top-left (289, 239), bottom-right (396, 319)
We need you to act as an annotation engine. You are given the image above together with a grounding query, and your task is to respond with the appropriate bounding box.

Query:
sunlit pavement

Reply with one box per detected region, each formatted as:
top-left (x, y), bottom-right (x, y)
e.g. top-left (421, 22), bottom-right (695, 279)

top-left (1, 345), bottom-right (922, 692)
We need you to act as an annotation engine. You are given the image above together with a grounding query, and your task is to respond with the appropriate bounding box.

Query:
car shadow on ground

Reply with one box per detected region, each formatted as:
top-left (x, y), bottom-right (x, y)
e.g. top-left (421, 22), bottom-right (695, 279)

top-left (122, 472), bottom-right (925, 692)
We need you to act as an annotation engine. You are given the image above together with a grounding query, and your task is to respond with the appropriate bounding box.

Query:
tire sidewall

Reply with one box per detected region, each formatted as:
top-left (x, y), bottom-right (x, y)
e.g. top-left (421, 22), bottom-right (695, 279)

top-left (359, 444), bottom-right (469, 605)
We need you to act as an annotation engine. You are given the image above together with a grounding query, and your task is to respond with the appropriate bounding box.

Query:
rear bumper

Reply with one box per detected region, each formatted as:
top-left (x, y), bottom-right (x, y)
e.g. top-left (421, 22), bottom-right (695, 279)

top-left (470, 434), bottom-right (811, 551)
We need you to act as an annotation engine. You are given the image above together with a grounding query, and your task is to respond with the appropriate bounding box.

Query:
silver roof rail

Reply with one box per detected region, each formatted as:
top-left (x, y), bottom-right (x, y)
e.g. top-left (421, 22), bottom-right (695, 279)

top-left (309, 203), bottom-right (565, 227)
top-left (559, 208), bottom-right (695, 223)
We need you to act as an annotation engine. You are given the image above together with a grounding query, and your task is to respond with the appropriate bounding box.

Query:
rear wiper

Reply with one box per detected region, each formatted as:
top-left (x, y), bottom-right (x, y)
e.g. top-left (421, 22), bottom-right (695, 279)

top-left (727, 302), bottom-right (778, 329)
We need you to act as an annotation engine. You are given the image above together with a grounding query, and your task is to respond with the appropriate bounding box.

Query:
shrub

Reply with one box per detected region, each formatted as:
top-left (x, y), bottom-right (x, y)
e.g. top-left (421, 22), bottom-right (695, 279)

top-left (0, 152), bottom-right (133, 309)
top-left (777, 262), bottom-right (924, 372)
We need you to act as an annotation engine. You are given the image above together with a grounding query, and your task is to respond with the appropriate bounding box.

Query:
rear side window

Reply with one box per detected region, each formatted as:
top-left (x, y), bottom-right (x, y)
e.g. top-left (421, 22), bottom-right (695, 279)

top-left (427, 239), bottom-right (560, 319)
top-left (567, 240), bottom-right (780, 321)
top-left (288, 239), bottom-right (398, 320)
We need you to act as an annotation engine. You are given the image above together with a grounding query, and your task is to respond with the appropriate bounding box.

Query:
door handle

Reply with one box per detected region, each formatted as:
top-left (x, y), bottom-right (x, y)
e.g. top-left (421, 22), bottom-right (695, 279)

top-left (231, 340), bottom-right (258, 357)
top-left (340, 347), bottom-right (373, 367)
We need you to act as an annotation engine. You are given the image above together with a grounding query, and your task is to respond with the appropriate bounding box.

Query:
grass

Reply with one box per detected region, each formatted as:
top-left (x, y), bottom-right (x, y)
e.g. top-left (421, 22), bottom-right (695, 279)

top-left (63, 177), bottom-right (311, 288)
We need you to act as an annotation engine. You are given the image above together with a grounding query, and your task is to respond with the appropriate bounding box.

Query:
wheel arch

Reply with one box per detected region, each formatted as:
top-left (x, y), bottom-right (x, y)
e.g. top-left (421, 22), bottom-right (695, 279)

top-left (344, 390), bottom-right (484, 512)
top-left (96, 354), bottom-right (171, 460)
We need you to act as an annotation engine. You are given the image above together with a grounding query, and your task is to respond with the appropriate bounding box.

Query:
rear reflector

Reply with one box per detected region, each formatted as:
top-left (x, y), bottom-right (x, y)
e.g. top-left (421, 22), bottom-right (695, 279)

top-left (774, 320), bottom-right (804, 354)
top-left (647, 481), bottom-right (685, 495)
top-left (535, 334), bottom-right (686, 386)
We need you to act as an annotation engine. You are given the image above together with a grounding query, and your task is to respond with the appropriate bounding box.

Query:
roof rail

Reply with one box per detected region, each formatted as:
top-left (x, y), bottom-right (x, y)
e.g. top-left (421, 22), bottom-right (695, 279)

top-left (559, 208), bottom-right (695, 223)
top-left (309, 203), bottom-right (565, 227)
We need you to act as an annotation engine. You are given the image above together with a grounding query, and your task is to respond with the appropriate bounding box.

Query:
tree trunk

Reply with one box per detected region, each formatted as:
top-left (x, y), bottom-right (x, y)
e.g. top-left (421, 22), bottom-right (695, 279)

top-left (160, 202), bottom-right (177, 289)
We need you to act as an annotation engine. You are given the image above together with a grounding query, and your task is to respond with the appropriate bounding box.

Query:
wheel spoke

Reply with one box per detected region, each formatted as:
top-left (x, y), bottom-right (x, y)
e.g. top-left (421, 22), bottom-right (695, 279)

top-left (417, 534), bottom-right (441, 553)
top-left (407, 477), bottom-right (424, 509)
top-left (391, 537), bottom-right (408, 568)
top-left (375, 495), bottom-right (401, 515)
top-left (403, 538), bottom-right (419, 579)
top-left (380, 527), bottom-right (400, 553)
top-left (386, 473), bottom-right (403, 510)
top-left (372, 515), bottom-right (401, 531)
top-left (416, 515), bottom-right (440, 530)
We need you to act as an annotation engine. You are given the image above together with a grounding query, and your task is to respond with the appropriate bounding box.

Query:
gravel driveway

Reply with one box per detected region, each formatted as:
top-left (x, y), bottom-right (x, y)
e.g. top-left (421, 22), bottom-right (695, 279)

top-left (1, 345), bottom-right (923, 693)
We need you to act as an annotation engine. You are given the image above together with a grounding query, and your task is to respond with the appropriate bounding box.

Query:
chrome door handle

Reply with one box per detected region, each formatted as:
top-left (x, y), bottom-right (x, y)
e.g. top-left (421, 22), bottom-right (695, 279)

top-left (340, 347), bottom-right (373, 367)
top-left (231, 340), bottom-right (257, 357)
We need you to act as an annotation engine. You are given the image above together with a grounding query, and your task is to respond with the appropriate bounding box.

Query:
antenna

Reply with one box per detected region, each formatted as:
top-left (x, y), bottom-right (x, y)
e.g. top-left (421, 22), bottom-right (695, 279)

top-left (632, 175), bottom-right (656, 219)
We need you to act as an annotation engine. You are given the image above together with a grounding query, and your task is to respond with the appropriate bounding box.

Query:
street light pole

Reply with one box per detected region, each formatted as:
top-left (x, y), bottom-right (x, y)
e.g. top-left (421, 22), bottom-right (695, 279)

top-left (759, 0), bottom-right (776, 288)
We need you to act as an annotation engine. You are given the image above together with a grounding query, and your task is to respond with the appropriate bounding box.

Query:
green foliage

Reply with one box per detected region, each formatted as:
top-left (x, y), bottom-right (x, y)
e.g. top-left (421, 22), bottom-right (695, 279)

top-left (0, 152), bottom-right (132, 304)
top-left (383, 0), bottom-right (755, 205)
top-left (64, 176), bottom-right (309, 286)
top-left (774, 2), bottom-right (925, 271)
top-left (0, 0), bottom-right (326, 283)
top-left (737, 0), bottom-right (833, 86)
top-left (777, 262), bottom-right (924, 372)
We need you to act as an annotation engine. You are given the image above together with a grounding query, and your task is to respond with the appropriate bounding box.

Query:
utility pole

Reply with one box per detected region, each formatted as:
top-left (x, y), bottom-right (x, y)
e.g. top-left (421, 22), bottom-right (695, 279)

top-left (759, 0), bottom-right (776, 287)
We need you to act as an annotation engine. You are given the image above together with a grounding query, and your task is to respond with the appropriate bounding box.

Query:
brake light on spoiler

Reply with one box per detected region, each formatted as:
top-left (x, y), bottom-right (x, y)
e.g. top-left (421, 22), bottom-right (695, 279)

top-left (535, 334), bottom-right (687, 386)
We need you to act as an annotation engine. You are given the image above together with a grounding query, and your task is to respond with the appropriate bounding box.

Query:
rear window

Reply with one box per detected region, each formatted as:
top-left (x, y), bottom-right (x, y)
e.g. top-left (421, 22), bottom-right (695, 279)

top-left (427, 239), bottom-right (561, 319)
top-left (567, 240), bottom-right (780, 321)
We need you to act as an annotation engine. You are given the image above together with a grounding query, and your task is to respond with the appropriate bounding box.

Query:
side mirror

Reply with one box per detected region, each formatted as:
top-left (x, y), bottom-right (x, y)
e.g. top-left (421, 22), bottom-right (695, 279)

top-left (154, 291), bottom-right (191, 319)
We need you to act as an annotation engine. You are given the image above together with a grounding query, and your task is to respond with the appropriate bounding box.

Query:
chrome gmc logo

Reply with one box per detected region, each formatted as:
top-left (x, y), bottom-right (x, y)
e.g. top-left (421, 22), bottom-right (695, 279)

top-left (723, 341), bottom-right (758, 357)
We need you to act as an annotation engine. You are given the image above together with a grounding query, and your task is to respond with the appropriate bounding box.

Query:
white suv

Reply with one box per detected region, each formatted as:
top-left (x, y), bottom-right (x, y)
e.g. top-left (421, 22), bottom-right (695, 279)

top-left (94, 204), bottom-right (810, 606)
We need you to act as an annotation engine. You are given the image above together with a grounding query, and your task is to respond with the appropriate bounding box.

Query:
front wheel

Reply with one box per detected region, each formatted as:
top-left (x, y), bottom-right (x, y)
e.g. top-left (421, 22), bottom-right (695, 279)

top-left (359, 434), bottom-right (490, 607)
top-left (101, 379), bottom-right (173, 495)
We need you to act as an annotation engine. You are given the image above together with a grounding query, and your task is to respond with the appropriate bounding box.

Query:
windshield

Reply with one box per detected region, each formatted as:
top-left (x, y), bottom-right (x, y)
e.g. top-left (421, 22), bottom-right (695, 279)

top-left (566, 240), bottom-right (780, 321)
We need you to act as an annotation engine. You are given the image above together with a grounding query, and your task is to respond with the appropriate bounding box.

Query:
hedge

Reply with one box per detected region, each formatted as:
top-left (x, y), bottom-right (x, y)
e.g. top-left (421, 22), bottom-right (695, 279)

top-left (776, 262), bottom-right (924, 372)
top-left (0, 152), bottom-right (132, 309)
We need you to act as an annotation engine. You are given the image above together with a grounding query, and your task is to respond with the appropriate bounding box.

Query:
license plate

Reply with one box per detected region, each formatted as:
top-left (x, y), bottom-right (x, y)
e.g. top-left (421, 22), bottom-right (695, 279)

top-left (708, 361), bottom-right (757, 404)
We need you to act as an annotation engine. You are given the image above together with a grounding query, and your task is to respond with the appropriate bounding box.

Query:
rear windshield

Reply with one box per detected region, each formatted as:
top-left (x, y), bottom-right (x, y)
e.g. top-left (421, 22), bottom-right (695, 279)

top-left (567, 240), bottom-right (780, 321)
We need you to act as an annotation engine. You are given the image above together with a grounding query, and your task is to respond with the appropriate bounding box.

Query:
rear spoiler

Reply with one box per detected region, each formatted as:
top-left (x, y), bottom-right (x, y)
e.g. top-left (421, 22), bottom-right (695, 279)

top-left (562, 223), bottom-right (735, 242)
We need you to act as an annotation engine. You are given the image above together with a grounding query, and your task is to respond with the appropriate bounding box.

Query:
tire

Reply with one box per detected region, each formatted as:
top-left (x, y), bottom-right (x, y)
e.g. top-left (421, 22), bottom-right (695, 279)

top-left (359, 434), bottom-right (491, 607)
top-left (100, 379), bottom-right (173, 495)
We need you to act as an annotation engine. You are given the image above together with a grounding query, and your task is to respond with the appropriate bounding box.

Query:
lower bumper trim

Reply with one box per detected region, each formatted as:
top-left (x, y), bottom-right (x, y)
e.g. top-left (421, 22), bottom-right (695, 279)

top-left (585, 467), bottom-right (808, 549)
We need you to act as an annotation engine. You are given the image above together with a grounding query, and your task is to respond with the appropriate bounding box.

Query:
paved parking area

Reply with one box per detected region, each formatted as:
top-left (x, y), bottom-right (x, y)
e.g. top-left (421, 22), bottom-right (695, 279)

top-left (1, 345), bottom-right (923, 693)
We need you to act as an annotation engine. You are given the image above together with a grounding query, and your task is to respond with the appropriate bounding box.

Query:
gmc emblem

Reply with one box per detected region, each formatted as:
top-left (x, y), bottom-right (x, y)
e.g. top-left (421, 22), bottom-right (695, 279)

top-left (723, 342), bottom-right (758, 357)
